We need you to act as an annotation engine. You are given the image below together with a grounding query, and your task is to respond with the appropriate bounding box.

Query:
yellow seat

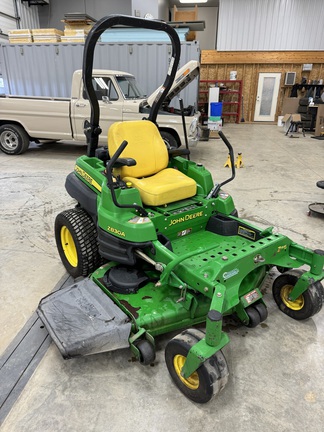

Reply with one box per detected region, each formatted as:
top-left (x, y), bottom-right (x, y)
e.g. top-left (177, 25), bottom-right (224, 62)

top-left (108, 121), bottom-right (196, 206)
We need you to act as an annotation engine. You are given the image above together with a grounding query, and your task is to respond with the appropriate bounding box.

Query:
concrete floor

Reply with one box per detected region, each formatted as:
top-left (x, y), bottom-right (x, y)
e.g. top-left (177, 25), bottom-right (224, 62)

top-left (0, 123), bottom-right (323, 431)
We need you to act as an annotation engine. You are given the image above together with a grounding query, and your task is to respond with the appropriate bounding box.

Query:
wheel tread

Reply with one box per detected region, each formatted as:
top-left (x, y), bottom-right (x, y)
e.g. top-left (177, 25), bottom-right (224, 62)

top-left (55, 208), bottom-right (102, 277)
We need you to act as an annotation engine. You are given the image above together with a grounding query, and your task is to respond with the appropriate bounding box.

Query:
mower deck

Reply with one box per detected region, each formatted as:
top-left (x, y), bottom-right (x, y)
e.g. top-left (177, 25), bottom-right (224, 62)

top-left (94, 264), bottom-right (211, 337)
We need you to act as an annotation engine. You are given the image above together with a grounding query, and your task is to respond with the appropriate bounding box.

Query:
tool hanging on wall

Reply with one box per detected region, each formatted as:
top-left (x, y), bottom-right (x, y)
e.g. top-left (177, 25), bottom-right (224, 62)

top-left (240, 96), bottom-right (245, 122)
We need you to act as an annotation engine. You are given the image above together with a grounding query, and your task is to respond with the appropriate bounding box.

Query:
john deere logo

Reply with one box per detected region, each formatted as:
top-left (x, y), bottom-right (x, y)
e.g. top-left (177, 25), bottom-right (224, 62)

top-left (169, 211), bottom-right (204, 226)
top-left (74, 165), bottom-right (101, 192)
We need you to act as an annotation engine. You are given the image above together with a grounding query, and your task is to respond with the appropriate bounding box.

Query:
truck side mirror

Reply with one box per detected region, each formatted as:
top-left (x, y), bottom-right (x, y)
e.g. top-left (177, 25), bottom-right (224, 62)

top-left (102, 96), bottom-right (111, 104)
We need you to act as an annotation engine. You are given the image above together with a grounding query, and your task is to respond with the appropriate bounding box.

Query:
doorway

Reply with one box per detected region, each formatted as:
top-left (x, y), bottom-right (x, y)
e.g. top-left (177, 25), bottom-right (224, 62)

top-left (254, 73), bottom-right (281, 121)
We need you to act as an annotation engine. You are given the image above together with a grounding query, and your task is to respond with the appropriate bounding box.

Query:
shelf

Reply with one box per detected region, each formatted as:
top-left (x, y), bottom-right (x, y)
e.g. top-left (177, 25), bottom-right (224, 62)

top-left (198, 79), bottom-right (243, 124)
top-left (220, 90), bottom-right (240, 94)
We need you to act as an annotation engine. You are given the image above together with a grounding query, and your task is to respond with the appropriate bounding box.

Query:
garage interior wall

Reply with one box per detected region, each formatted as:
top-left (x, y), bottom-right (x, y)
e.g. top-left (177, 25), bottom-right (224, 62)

top-left (0, 0), bottom-right (39, 43)
top-left (171, 6), bottom-right (218, 50)
top-left (200, 51), bottom-right (324, 123)
top-left (200, 0), bottom-right (324, 122)
top-left (38, 0), bottom-right (132, 30)
top-left (217, 0), bottom-right (324, 51)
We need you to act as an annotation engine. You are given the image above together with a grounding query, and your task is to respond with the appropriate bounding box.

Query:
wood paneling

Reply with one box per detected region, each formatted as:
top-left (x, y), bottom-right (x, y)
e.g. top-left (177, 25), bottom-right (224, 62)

top-left (200, 50), bottom-right (324, 122)
top-left (202, 50), bottom-right (324, 64)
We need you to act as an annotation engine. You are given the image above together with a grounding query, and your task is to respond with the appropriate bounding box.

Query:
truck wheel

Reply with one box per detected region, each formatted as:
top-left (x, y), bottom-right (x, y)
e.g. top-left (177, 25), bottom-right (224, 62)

top-left (55, 208), bottom-right (102, 278)
top-left (165, 329), bottom-right (229, 404)
top-left (160, 131), bottom-right (179, 150)
top-left (0, 124), bottom-right (30, 155)
top-left (272, 269), bottom-right (324, 320)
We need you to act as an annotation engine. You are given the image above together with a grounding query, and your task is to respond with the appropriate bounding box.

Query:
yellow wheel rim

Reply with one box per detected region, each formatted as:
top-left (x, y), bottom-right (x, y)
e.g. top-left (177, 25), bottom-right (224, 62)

top-left (280, 284), bottom-right (304, 310)
top-left (60, 226), bottom-right (78, 267)
top-left (173, 354), bottom-right (199, 390)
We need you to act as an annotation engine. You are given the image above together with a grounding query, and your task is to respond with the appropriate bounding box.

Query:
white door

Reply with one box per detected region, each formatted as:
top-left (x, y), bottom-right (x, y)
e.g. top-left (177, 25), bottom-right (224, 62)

top-left (254, 73), bottom-right (281, 121)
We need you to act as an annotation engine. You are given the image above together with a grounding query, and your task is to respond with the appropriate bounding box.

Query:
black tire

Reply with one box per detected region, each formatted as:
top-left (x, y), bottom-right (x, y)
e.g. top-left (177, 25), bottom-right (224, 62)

top-left (165, 328), bottom-right (229, 404)
top-left (55, 208), bottom-right (102, 278)
top-left (276, 266), bottom-right (290, 274)
top-left (245, 306), bottom-right (261, 328)
top-left (272, 269), bottom-right (324, 320)
top-left (253, 302), bottom-right (268, 322)
top-left (0, 124), bottom-right (30, 155)
top-left (134, 339), bottom-right (155, 365)
top-left (160, 131), bottom-right (179, 150)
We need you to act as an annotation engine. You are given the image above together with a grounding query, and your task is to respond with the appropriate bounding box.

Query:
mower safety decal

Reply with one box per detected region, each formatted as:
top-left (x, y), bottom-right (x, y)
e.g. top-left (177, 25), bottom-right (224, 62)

top-left (244, 290), bottom-right (261, 304)
top-left (169, 211), bottom-right (204, 226)
top-left (177, 228), bottom-right (192, 237)
top-left (238, 225), bottom-right (256, 240)
top-left (74, 165), bottom-right (102, 192)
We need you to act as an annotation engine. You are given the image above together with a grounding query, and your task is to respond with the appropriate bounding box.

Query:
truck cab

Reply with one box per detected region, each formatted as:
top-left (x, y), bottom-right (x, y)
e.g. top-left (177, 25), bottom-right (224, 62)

top-left (71, 60), bottom-right (200, 148)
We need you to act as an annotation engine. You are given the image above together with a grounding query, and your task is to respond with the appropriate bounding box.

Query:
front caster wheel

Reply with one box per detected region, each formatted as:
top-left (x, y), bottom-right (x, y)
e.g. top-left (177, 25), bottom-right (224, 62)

top-left (245, 302), bottom-right (268, 328)
top-left (134, 339), bottom-right (155, 365)
top-left (165, 329), bottom-right (229, 404)
top-left (272, 269), bottom-right (324, 320)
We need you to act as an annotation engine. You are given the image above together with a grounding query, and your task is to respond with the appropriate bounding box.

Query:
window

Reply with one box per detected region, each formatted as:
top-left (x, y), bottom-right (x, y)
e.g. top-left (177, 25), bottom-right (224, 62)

top-left (116, 76), bottom-right (146, 100)
top-left (83, 77), bottom-right (119, 101)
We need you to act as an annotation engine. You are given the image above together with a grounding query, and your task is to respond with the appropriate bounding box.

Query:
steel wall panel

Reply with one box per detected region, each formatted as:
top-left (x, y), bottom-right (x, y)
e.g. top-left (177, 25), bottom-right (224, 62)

top-left (0, 41), bottom-right (200, 107)
top-left (218, 0), bottom-right (324, 51)
top-left (0, 1), bottom-right (39, 36)
top-left (17, 1), bottom-right (40, 30)
top-left (0, 0), bottom-right (15, 16)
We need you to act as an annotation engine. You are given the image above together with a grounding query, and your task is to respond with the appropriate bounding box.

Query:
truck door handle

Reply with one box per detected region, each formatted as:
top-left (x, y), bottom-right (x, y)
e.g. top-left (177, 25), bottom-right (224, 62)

top-left (76, 103), bottom-right (86, 107)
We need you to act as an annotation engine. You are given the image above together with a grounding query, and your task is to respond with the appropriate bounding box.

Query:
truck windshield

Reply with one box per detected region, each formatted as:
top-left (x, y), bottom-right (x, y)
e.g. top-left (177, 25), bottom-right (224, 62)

top-left (116, 76), bottom-right (146, 100)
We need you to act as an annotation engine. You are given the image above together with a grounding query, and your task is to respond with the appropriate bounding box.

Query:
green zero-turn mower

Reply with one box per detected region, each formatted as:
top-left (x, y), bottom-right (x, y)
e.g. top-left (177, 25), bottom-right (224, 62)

top-left (38, 15), bottom-right (324, 404)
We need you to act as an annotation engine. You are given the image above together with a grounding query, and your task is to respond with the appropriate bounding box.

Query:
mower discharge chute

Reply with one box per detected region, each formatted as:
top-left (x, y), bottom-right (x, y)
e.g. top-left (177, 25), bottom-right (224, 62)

top-left (38, 15), bottom-right (324, 404)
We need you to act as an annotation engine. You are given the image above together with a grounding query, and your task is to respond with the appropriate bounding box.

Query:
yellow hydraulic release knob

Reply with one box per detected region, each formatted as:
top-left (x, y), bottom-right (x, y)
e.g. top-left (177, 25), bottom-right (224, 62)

top-left (126, 182), bottom-right (132, 188)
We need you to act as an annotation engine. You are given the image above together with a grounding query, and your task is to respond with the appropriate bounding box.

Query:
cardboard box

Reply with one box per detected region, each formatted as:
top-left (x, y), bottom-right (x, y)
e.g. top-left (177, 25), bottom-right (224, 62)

top-left (315, 105), bottom-right (324, 136)
top-left (282, 97), bottom-right (299, 115)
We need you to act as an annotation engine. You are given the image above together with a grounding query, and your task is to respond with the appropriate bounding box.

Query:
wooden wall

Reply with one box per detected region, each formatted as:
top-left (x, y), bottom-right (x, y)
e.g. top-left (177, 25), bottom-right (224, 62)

top-left (200, 50), bottom-right (324, 123)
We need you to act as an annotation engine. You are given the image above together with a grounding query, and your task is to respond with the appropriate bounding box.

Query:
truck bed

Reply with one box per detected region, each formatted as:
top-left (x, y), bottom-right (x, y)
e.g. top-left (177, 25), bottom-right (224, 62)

top-left (0, 95), bottom-right (72, 141)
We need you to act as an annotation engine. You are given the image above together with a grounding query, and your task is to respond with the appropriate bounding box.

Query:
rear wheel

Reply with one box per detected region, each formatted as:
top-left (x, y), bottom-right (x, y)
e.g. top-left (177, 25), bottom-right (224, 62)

top-left (0, 124), bottom-right (30, 155)
top-left (272, 269), bottom-right (324, 320)
top-left (165, 329), bottom-right (229, 404)
top-left (55, 208), bottom-right (102, 278)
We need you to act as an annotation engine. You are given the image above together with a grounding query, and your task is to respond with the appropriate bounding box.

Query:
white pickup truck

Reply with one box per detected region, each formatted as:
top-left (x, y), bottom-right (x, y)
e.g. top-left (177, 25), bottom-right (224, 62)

top-left (0, 60), bottom-right (200, 155)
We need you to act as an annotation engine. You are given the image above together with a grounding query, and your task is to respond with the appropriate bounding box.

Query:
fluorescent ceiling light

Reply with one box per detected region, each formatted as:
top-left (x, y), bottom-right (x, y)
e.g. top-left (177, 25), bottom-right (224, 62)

top-left (179, 0), bottom-right (207, 3)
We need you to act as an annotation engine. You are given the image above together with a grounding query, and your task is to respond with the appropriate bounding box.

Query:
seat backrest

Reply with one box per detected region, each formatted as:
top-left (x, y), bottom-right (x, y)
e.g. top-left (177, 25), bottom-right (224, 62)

top-left (108, 121), bottom-right (169, 178)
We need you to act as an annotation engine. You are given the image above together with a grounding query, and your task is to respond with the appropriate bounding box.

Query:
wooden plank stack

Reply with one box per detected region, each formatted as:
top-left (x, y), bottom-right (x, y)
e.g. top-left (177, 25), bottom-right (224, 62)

top-left (8, 29), bottom-right (33, 44)
top-left (61, 13), bottom-right (96, 43)
top-left (32, 29), bottom-right (63, 43)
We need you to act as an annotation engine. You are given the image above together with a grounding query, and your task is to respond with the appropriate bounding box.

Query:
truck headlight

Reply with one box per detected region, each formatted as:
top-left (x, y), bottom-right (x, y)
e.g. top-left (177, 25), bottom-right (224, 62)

top-left (189, 118), bottom-right (198, 136)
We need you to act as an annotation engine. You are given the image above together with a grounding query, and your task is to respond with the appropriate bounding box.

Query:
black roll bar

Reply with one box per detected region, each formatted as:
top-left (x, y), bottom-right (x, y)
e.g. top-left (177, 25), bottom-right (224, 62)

top-left (82, 15), bottom-right (181, 157)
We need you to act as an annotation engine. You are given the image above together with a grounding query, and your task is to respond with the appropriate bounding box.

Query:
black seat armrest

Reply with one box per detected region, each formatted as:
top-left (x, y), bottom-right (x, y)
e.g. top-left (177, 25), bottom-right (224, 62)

top-left (168, 148), bottom-right (190, 158)
top-left (113, 157), bottom-right (136, 168)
